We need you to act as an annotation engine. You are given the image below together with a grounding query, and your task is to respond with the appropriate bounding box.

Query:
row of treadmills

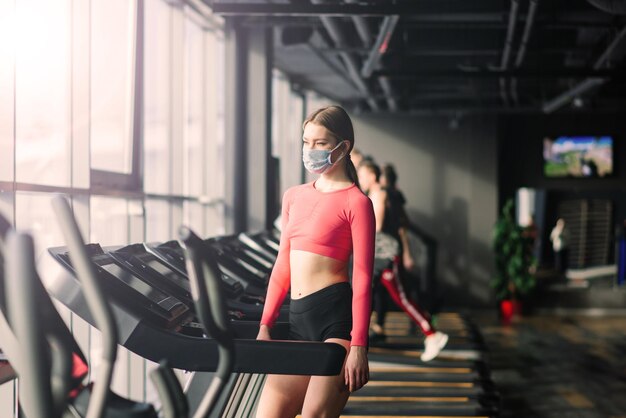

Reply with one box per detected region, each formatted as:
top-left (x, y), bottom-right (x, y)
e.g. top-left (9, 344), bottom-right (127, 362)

top-left (0, 196), bottom-right (501, 417)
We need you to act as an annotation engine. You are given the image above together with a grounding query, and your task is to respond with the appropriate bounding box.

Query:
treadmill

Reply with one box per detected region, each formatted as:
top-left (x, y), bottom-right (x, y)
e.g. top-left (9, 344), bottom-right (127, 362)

top-left (46, 243), bottom-right (343, 373)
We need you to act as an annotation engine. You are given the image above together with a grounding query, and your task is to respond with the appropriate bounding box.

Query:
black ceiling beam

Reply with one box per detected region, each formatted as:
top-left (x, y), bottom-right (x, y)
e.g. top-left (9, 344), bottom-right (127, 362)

top-left (372, 68), bottom-right (625, 79)
top-left (208, 2), bottom-right (437, 17)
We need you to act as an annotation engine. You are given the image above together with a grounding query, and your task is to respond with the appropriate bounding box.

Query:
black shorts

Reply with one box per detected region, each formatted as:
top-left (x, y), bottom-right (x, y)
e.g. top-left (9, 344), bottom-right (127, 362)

top-left (289, 282), bottom-right (352, 342)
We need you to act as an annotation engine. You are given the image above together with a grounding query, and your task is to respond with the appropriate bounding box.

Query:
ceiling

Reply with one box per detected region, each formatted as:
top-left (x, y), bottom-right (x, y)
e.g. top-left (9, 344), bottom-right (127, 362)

top-left (206, 0), bottom-right (626, 114)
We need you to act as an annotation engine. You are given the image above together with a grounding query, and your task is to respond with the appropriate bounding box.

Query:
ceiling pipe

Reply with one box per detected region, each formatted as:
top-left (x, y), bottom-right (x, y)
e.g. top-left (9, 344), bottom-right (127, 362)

top-left (344, 0), bottom-right (399, 112)
top-left (361, 16), bottom-right (400, 78)
top-left (311, 0), bottom-right (379, 111)
top-left (379, 76), bottom-right (398, 112)
top-left (511, 0), bottom-right (539, 104)
top-left (343, 0), bottom-right (372, 47)
top-left (358, 15), bottom-right (400, 111)
top-left (586, 0), bottom-right (626, 15)
top-left (498, 0), bottom-right (520, 106)
top-left (542, 25), bottom-right (626, 113)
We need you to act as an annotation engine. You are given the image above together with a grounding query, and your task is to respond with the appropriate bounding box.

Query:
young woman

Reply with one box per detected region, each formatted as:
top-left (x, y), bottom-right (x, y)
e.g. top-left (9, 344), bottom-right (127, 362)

top-left (358, 160), bottom-right (448, 362)
top-left (256, 106), bottom-right (375, 418)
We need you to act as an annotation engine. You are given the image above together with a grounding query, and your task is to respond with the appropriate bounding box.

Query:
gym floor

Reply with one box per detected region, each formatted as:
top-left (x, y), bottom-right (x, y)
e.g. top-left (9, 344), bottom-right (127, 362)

top-left (475, 312), bottom-right (626, 418)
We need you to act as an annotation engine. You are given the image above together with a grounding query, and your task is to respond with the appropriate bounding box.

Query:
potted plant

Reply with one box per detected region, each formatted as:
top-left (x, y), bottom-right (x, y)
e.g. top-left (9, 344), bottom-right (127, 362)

top-left (491, 199), bottom-right (537, 324)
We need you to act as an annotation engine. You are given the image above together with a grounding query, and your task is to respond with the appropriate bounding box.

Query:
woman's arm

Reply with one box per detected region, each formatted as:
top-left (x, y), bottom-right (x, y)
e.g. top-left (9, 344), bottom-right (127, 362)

top-left (348, 193), bottom-right (376, 347)
top-left (398, 226), bottom-right (415, 271)
top-left (370, 189), bottom-right (387, 232)
top-left (259, 189), bottom-right (293, 334)
top-left (345, 193), bottom-right (375, 392)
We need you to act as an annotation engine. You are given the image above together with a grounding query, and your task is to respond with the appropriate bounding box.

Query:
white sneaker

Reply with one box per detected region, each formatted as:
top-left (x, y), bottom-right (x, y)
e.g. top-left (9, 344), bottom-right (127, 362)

top-left (420, 331), bottom-right (449, 362)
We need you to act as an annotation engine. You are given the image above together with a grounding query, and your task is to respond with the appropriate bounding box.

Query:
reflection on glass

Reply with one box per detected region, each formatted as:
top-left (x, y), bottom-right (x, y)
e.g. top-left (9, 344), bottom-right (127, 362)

top-left (90, 0), bottom-right (135, 173)
top-left (14, 0), bottom-right (71, 186)
top-left (144, 0), bottom-right (171, 194)
top-left (91, 196), bottom-right (129, 246)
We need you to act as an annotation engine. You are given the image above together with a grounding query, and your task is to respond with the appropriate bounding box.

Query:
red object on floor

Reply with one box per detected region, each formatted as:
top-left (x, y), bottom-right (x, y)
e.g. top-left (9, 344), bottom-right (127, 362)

top-left (500, 300), bottom-right (521, 325)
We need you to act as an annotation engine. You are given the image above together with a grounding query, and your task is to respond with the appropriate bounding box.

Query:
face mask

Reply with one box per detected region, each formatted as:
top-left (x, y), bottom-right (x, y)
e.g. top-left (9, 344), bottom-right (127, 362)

top-left (302, 141), bottom-right (347, 174)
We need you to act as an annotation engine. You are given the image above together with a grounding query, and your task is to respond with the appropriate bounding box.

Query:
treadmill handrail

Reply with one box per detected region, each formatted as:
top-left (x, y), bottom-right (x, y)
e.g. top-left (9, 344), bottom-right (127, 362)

top-left (6, 233), bottom-right (56, 417)
top-left (52, 196), bottom-right (117, 418)
top-left (180, 226), bottom-right (235, 418)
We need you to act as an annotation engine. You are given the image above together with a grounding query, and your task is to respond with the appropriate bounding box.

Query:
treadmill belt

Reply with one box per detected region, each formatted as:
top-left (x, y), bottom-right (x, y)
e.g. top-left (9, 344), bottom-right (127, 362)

top-left (336, 312), bottom-right (498, 417)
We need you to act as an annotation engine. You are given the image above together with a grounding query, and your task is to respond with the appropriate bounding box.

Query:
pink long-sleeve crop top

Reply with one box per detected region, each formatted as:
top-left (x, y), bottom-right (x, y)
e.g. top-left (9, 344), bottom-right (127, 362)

top-left (260, 181), bottom-right (376, 347)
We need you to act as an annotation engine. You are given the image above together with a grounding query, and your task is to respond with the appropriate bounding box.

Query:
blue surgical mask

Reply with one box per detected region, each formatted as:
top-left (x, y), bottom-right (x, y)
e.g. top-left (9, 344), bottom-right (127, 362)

top-left (302, 141), bottom-right (347, 174)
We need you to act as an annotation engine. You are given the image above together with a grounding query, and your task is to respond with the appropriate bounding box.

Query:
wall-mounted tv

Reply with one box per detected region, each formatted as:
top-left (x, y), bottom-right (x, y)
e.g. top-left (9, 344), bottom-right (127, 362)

top-left (543, 136), bottom-right (614, 178)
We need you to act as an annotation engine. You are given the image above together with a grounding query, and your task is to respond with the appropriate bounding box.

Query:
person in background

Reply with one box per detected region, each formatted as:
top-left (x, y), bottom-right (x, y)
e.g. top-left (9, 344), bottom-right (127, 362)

top-left (358, 160), bottom-right (448, 362)
top-left (550, 218), bottom-right (569, 275)
top-left (351, 148), bottom-right (365, 169)
top-left (380, 164), bottom-right (415, 273)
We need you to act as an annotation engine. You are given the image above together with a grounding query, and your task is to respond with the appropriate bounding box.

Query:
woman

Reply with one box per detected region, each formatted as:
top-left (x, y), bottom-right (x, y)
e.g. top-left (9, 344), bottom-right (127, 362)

top-left (358, 160), bottom-right (448, 362)
top-left (256, 106), bottom-right (375, 418)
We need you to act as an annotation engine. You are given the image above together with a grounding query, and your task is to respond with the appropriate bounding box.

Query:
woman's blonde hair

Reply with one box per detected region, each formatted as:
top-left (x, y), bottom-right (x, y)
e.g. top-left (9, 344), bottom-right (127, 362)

top-left (303, 105), bottom-right (360, 189)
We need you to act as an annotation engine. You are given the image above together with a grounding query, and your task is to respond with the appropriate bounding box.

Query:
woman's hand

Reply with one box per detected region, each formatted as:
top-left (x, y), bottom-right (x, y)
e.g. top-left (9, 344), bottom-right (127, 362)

top-left (344, 346), bottom-right (369, 392)
top-left (257, 324), bottom-right (272, 341)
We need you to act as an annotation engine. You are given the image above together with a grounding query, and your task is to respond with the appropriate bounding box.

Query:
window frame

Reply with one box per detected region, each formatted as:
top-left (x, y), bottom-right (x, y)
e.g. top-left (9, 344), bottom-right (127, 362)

top-left (89, 0), bottom-right (144, 192)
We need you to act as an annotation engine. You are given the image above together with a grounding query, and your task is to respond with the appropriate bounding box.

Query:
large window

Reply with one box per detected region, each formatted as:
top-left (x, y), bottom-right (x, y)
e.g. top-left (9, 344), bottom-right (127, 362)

top-left (272, 71), bottom-right (306, 194)
top-left (14, 0), bottom-right (71, 187)
top-left (90, 0), bottom-right (137, 175)
top-left (144, 0), bottom-right (172, 194)
top-left (0, 0), bottom-right (226, 414)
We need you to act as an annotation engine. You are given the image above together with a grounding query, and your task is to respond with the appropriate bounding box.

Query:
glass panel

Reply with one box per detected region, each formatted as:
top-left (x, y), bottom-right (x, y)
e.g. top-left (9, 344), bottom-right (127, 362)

top-left (272, 72), bottom-right (305, 193)
top-left (0, 0), bottom-right (15, 182)
top-left (15, 192), bottom-right (66, 262)
top-left (145, 199), bottom-right (170, 242)
top-left (183, 200), bottom-right (203, 236)
top-left (90, 0), bottom-right (135, 173)
top-left (183, 18), bottom-right (204, 197)
top-left (204, 31), bottom-right (225, 203)
top-left (90, 196), bottom-right (129, 246)
top-left (204, 204), bottom-right (225, 237)
top-left (14, 0), bottom-right (71, 186)
top-left (144, 0), bottom-right (171, 194)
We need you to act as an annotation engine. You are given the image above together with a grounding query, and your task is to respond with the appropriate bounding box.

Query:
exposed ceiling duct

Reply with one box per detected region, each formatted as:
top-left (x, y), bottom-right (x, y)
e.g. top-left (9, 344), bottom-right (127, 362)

top-left (343, 0), bottom-right (399, 111)
top-left (311, 0), bottom-right (379, 111)
top-left (361, 15), bottom-right (399, 78)
top-left (211, 0), bottom-right (626, 114)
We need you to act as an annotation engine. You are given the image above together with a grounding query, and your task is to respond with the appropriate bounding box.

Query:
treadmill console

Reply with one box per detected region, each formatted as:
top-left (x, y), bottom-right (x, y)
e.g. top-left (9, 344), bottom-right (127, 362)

top-left (49, 244), bottom-right (190, 329)
top-left (145, 241), bottom-right (244, 299)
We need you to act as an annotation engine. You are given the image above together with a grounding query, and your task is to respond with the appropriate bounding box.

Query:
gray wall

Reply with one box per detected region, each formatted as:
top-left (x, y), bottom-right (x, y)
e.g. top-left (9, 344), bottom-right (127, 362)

top-left (351, 113), bottom-right (498, 308)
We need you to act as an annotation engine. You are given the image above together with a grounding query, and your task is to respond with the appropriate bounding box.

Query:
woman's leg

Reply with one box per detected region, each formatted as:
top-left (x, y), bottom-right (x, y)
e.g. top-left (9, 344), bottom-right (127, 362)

top-left (372, 273), bottom-right (388, 333)
top-left (380, 266), bottom-right (435, 336)
top-left (255, 373), bottom-right (311, 418)
top-left (300, 338), bottom-right (351, 418)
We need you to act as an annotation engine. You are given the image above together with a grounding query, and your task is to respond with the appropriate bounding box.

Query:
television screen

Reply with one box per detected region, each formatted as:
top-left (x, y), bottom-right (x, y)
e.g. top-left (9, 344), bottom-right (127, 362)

top-left (543, 136), bottom-right (614, 178)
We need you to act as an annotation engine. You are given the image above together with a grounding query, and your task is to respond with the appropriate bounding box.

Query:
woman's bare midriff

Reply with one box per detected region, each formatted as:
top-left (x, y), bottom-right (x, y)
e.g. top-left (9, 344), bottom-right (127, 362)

top-left (289, 249), bottom-right (349, 299)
